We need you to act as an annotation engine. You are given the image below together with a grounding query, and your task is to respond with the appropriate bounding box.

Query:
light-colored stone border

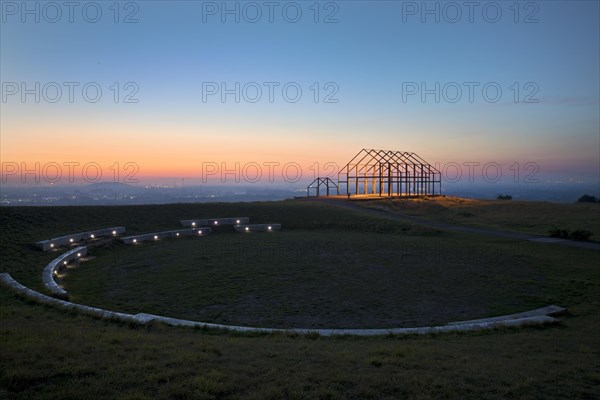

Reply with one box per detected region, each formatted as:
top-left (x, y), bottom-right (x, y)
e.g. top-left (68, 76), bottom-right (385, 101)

top-left (3, 273), bottom-right (139, 323)
top-left (36, 227), bottom-right (125, 251)
top-left (234, 224), bottom-right (282, 232)
top-left (1, 273), bottom-right (565, 336)
top-left (121, 228), bottom-right (211, 244)
top-left (447, 305), bottom-right (566, 325)
top-left (42, 246), bottom-right (88, 297)
top-left (181, 218), bottom-right (249, 227)
top-left (22, 220), bottom-right (564, 336)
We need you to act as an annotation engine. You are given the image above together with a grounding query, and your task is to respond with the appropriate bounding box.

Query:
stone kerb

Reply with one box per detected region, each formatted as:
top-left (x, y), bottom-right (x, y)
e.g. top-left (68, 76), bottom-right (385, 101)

top-left (121, 228), bottom-right (212, 244)
top-left (36, 227), bottom-right (125, 251)
top-left (234, 224), bottom-right (282, 232)
top-left (6, 218), bottom-right (565, 337)
top-left (42, 246), bottom-right (88, 297)
top-left (2, 273), bottom-right (138, 323)
top-left (447, 305), bottom-right (566, 325)
top-left (181, 217), bottom-right (249, 227)
top-left (1, 271), bottom-right (564, 336)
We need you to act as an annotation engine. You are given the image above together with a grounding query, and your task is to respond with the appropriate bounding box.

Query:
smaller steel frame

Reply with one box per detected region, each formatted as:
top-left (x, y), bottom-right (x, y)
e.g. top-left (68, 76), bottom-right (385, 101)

top-left (306, 177), bottom-right (338, 197)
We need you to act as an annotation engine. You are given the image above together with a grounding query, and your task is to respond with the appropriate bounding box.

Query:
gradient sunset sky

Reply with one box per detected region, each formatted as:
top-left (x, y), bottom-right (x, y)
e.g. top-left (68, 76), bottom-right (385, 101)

top-left (1, 1), bottom-right (598, 186)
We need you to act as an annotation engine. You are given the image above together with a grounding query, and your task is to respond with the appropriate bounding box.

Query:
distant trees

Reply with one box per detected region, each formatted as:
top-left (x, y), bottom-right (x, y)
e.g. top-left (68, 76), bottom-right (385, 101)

top-left (497, 194), bottom-right (512, 200)
top-left (577, 194), bottom-right (599, 203)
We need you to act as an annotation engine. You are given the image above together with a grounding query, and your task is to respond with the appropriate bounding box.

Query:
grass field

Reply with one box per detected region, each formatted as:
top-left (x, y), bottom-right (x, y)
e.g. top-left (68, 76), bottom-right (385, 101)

top-left (1, 199), bottom-right (599, 399)
top-left (64, 231), bottom-right (544, 329)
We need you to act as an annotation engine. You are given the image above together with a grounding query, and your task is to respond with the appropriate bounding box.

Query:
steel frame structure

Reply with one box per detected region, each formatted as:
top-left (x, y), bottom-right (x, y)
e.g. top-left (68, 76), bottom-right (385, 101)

top-left (306, 177), bottom-right (338, 197)
top-left (337, 149), bottom-right (441, 197)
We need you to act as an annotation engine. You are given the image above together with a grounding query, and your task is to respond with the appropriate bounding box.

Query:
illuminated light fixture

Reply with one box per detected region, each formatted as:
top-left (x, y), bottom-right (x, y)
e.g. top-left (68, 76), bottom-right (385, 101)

top-left (191, 222), bottom-right (196, 226)
top-left (112, 230), bottom-right (117, 235)
top-left (90, 234), bottom-right (95, 239)
top-left (50, 244), bottom-right (54, 248)
top-left (236, 219), bottom-right (240, 224)
top-left (198, 230), bottom-right (203, 235)
top-left (214, 221), bottom-right (218, 225)
top-left (268, 226), bottom-right (272, 231)
top-left (176, 233), bottom-right (180, 237)
top-left (154, 235), bottom-right (158, 240)
top-left (69, 238), bottom-right (74, 243)
top-left (245, 227), bottom-right (250, 231)
top-left (53, 270), bottom-right (57, 275)
top-left (77, 253), bottom-right (81, 257)
top-left (63, 261), bottom-right (68, 265)
top-left (133, 239), bottom-right (137, 243)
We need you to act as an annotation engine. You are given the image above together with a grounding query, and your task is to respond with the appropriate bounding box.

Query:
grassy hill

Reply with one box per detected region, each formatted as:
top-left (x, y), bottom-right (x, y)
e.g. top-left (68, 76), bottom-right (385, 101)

top-left (1, 199), bottom-right (598, 399)
top-left (359, 196), bottom-right (600, 242)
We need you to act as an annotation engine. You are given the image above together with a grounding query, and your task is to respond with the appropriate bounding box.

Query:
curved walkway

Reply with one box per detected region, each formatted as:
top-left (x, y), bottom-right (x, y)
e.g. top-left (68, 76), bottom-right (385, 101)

top-left (305, 198), bottom-right (600, 251)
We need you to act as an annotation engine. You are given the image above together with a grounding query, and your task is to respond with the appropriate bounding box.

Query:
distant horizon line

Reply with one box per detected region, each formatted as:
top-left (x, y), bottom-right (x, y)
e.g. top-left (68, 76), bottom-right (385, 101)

top-left (2, 179), bottom-right (599, 188)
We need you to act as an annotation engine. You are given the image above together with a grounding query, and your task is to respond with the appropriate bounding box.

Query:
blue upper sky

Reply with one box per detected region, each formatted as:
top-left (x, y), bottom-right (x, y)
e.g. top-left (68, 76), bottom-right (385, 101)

top-left (1, 1), bottom-right (599, 184)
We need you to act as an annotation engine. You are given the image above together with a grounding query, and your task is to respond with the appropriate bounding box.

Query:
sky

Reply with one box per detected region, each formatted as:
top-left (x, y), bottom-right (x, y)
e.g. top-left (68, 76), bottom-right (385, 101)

top-left (1, 0), bottom-right (599, 188)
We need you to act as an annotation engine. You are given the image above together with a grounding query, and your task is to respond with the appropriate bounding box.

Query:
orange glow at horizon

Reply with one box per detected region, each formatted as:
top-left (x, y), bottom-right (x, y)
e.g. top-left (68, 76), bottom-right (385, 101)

top-left (2, 115), bottom-right (598, 184)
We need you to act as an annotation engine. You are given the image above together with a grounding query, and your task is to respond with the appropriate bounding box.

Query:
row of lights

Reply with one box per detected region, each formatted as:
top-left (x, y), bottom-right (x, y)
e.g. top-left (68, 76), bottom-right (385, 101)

top-left (49, 230), bottom-right (119, 249)
top-left (191, 219), bottom-right (241, 227)
top-left (53, 252), bottom-right (83, 275)
top-left (243, 226), bottom-right (273, 232)
top-left (51, 225), bottom-right (273, 248)
top-left (189, 220), bottom-right (272, 232)
top-left (131, 229), bottom-right (207, 244)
